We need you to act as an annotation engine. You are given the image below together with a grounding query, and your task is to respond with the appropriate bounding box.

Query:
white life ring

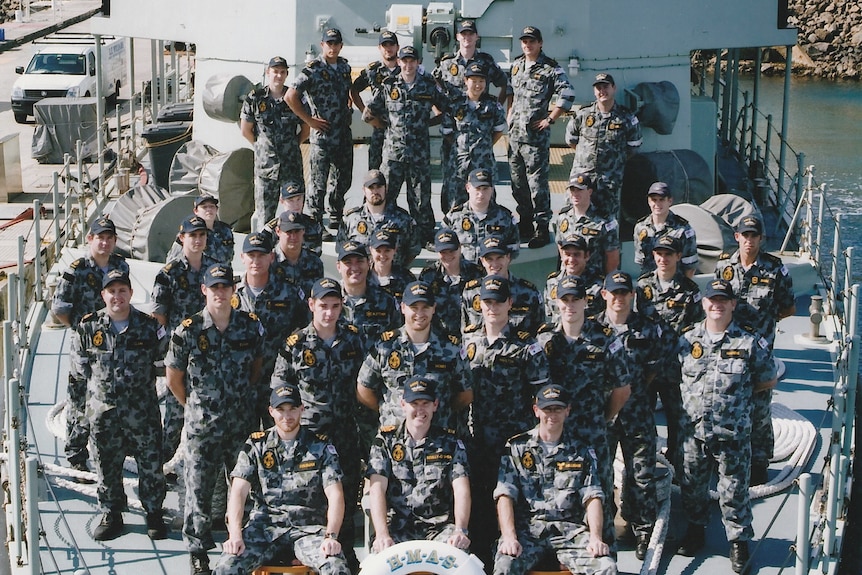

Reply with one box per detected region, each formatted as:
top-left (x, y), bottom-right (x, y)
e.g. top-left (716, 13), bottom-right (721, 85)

top-left (359, 541), bottom-right (485, 575)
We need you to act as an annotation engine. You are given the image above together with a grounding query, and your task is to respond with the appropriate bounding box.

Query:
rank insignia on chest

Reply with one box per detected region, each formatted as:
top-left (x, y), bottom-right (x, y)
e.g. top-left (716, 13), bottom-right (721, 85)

top-left (609, 123), bottom-right (622, 130)
top-left (691, 341), bottom-right (703, 359)
top-left (262, 450), bottom-right (276, 469)
top-left (722, 266), bottom-right (734, 281)
top-left (87, 273), bottom-right (98, 288)
top-left (466, 342), bottom-right (476, 361)
top-left (231, 293), bottom-right (239, 309)
top-left (387, 351), bottom-right (401, 369)
top-left (643, 286), bottom-right (653, 300)
top-left (556, 461), bottom-right (583, 471)
top-left (304, 349), bottom-right (317, 366)
top-left (258, 102), bottom-right (266, 113)
top-left (585, 115), bottom-right (595, 128)
top-left (390, 87), bottom-right (400, 100)
top-left (559, 219), bottom-right (569, 233)
top-left (92, 330), bottom-right (104, 347)
top-left (521, 450), bottom-right (535, 470)
top-left (461, 218), bottom-right (472, 231)
top-left (198, 334), bottom-right (209, 352)
top-left (392, 443), bottom-right (406, 462)
top-left (357, 221), bottom-right (367, 235)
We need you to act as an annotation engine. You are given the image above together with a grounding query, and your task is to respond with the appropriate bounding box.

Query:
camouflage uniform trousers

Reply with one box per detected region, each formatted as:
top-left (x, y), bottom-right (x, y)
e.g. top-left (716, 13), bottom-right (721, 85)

top-left (467, 434), bottom-right (506, 565)
top-left (91, 408), bottom-right (165, 515)
top-left (307, 139), bottom-right (354, 225)
top-left (591, 177), bottom-right (620, 223)
top-left (253, 176), bottom-right (287, 233)
top-left (65, 376), bottom-right (90, 466)
top-left (383, 158), bottom-right (435, 244)
top-left (751, 389), bottom-right (774, 467)
top-left (183, 430), bottom-right (247, 552)
top-left (440, 138), bottom-right (455, 213)
top-left (213, 524), bottom-right (350, 575)
top-left (508, 140), bottom-right (551, 227)
top-left (651, 374), bottom-right (684, 471)
top-left (369, 126), bottom-right (386, 171)
top-left (328, 432), bottom-right (362, 563)
top-left (680, 435), bottom-right (753, 542)
top-left (575, 427), bottom-right (616, 547)
top-left (606, 420), bottom-right (657, 538)
top-left (492, 522), bottom-right (618, 575)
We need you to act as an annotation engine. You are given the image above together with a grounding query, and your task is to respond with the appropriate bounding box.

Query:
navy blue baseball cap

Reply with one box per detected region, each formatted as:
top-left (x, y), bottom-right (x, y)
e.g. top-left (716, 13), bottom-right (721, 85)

top-left (468, 168), bottom-right (493, 188)
top-left (280, 182), bottom-right (304, 199)
top-left (556, 275), bottom-right (586, 299)
top-left (378, 30), bottom-right (398, 45)
top-left (402, 281), bottom-right (435, 306)
top-left (243, 232), bottom-right (273, 254)
top-left (480, 275), bottom-right (510, 302)
top-left (278, 211), bottom-right (306, 232)
top-left (310, 277), bottom-right (342, 299)
top-left (479, 235), bottom-right (510, 258)
top-left (557, 234), bottom-right (589, 251)
top-left (593, 73), bottom-right (615, 86)
top-left (179, 215), bottom-right (208, 234)
top-left (270, 383), bottom-right (302, 408)
top-left (647, 182), bottom-right (671, 197)
top-left (402, 375), bottom-right (437, 403)
top-left (337, 240), bottom-right (368, 260)
top-left (704, 279), bottom-right (736, 299)
top-left (535, 384), bottom-right (570, 408)
top-left (203, 264), bottom-right (234, 287)
top-left (653, 234), bottom-right (681, 253)
top-left (568, 172), bottom-right (594, 191)
top-left (398, 46), bottom-right (419, 60)
top-left (737, 216), bottom-right (764, 235)
top-left (519, 26), bottom-right (543, 41)
top-left (194, 194), bottom-right (219, 207)
top-left (322, 28), bottom-right (343, 43)
top-left (102, 269), bottom-right (131, 289)
top-left (457, 20), bottom-right (478, 34)
top-left (268, 56), bottom-right (288, 68)
top-left (603, 270), bottom-right (633, 292)
top-left (89, 216), bottom-right (116, 235)
top-left (434, 228), bottom-right (460, 252)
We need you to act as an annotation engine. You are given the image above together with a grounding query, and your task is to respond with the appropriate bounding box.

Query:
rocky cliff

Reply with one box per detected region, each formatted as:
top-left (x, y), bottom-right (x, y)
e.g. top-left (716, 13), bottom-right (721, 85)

top-left (789, 0), bottom-right (862, 79)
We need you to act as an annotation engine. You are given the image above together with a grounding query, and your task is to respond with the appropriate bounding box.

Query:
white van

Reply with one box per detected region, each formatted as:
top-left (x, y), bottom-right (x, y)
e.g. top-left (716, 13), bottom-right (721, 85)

top-left (11, 33), bottom-right (126, 124)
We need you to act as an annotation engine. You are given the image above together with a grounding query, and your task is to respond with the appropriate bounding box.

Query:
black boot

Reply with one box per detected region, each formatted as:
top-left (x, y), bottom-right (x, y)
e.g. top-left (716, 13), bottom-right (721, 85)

top-left (730, 540), bottom-right (750, 573)
top-left (190, 551), bottom-right (212, 575)
top-left (750, 462), bottom-right (769, 486)
top-left (677, 524), bottom-right (705, 556)
top-left (636, 532), bottom-right (651, 561)
top-left (146, 510), bottom-right (167, 540)
top-left (528, 226), bottom-right (551, 249)
top-left (93, 511), bottom-right (124, 541)
top-left (518, 219), bottom-right (533, 240)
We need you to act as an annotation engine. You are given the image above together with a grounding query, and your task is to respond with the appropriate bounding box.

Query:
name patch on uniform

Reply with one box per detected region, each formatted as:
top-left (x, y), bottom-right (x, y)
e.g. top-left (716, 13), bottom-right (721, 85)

top-left (556, 461), bottom-right (583, 471)
top-left (231, 339), bottom-right (254, 350)
top-left (579, 227), bottom-right (598, 236)
top-left (426, 453), bottom-right (453, 463)
top-left (495, 356), bottom-right (517, 367)
top-left (297, 461), bottom-right (319, 471)
top-left (750, 276), bottom-right (773, 286)
top-left (721, 349), bottom-right (749, 359)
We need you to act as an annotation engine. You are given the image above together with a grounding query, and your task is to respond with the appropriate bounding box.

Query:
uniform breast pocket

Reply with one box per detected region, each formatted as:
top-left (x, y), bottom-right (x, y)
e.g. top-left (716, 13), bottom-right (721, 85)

top-left (552, 466), bottom-right (582, 494)
top-left (718, 358), bottom-right (747, 393)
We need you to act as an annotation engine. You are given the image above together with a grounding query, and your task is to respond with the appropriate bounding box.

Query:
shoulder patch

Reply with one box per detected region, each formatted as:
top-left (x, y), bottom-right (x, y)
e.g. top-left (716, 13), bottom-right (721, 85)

top-left (345, 206), bottom-right (362, 216)
top-left (517, 330), bottom-right (531, 341)
top-left (367, 61), bottom-right (382, 70)
top-left (250, 431), bottom-right (266, 440)
top-left (380, 425), bottom-right (397, 434)
top-left (346, 323), bottom-right (359, 333)
top-left (464, 323), bottom-right (481, 334)
top-left (316, 432), bottom-right (329, 442)
top-left (70, 257), bottom-right (85, 270)
top-left (718, 252), bottom-right (732, 260)
top-left (517, 277), bottom-right (537, 290)
top-left (447, 334), bottom-right (461, 345)
top-left (381, 330), bottom-right (395, 342)
top-left (81, 312), bottom-right (96, 322)
top-left (464, 279), bottom-right (480, 289)
top-left (181, 317), bottom-right (193, 328)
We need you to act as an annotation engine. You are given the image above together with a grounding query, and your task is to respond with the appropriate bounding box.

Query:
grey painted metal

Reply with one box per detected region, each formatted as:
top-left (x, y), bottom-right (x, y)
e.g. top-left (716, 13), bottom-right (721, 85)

top-left (129, 39), bottom-right (136, 144)
top-left (25, 457), bottom-right (38, 575)
top-left (17, 237), bottom-right (24, 332)
top-left (94, 34), bottom-right (105, 194)
top-left (831, 215), bottom-right (842, 325)
top-left (52, 172), bottom-right (61, 256)
top-left (740, 90), bottom-right (749, 157)
top-left (797, 473), bottom-right (812, 575)
top-left (32, 200), bottom-right (42, 302)
top-left (7, 278), bottom-right (17, 351)
top-left (729, 49), bottom-right (740, 150)
top-left (815, 180), bottom-right (824, 265)
top-left (7, 377), bottom-right (22, 564)
top-left (150, 39), bottom-right (159, 121)
top-left (777, 44), bottom-right (793, 203)
top-left (750, 49), bottom-right (762, 165)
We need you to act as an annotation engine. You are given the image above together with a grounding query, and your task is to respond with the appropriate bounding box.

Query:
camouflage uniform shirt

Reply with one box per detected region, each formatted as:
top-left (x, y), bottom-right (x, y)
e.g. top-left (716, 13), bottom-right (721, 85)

top-left (555, 205), bottom-right (620, 284)
top-left (341, 285), bottom-right (401, 348)
top-left (274, 247), bottom-right (325, 300)
top-left (434, 51), bottom-right (508, 96)
top-left (633, 212), bottom-right (698, 275)
top-left (240, 86), bottom-right (304, 182)
top-left (715, 250), bottom-right (795, 345)
top-left (151, 254), bottom-right (218, 331)
top-left (442, 202), bottom-right (520, 263)
top-left (366, 423), bottom-right (469, 537)
top-left (357, 327), bottom-right (472, 433)
top-left (52, 253), bottom-right (129, 326)
top-left (678, 321), bottom-right (777, 441)
top-left (291, 56), bottom-right (353, 147)
top-left (167, 220), bottom-right (236, 265)
top-left (337, 203), bottom-right (421, 266)
top-left (508, 53), bottom-right (575, 146)
top-left (418, 258), bottom-right (485, 337)
top-left (461, 274), bottom-right (543, 336)
top-left (636, 270), bottom-right (704, 334)
top-left (543, 270), bottom-right (605, 323)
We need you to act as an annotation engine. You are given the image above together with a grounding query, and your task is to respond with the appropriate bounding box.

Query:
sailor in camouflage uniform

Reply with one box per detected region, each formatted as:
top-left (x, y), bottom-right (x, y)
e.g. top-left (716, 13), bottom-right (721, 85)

top-left (556, 173), bottom-right (621, 284)
top-left (212, 383), bottom-right (350, 575)
top-left (440, 62), bottom-right (507, 208)
top-left (536, 275), bottom-right (630, 547)
top-left (262, 182), bottom-right (323, 255)
top-left (595, 271), bottom-right (675, 559)
top-left (462, 275), bottom-right (549, 564)
top-left (434, 19), bottom-right (508, 211)
top-left (70, 270), bottom-right (167, 541)
top-left (566, 73), bottom-right (642, 221)
top-left (270, 278), bottom-right (366, 570)
top-left (442, 168), bottom-right (520, 263)
top-left (366, 376), bottom-right (472, 551)
top-left (232, 232), bottom-right (307, 422)
top-left (418, 229), bottom-right (485, 337)
top-left (635, 234), bottom-right (704, 470)
top-left (274, 210), bottom-right (325, 298)
top-left (351, 31), bottom-right (400, 170)
top-left (632, 182), bottom-right (698, 277)
top-left (461, 236), bottom-right (542, 336)
top-left (52, 216), bottom-right (128, 474)
top-left (507, 26), bottom-right (575, 248)
top-left (544, 235), bottom-right (604, 322)
top-left (167, 195), bottom-right (235, 264)
top-left (714, 216), bottom-right (795, 485)
top-left (164, 264), bottom-right (265, 575)
top-left (335, 241), bottom-right (401, 348)
top-left (493, 384), bottom-right (617, 575)
top-left (287, 29), bottom-right (353, 230)
top-left (363, 45), bottom-right (449, 245)
top-left (240, 56), bottom-right (306, 231)
top-left (337, 170), bottom-right (421, 267)
top-left (676, 279), bottom-right (777, 573)
top-left (152, 215), bottom-right (218, 462)
top-left (357, 281), bottom-right (473, 438)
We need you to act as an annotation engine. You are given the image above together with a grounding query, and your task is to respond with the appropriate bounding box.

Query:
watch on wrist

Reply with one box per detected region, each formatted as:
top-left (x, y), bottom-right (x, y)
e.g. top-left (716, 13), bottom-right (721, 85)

top-left (546, 117), bottom-right (555, 124)
top-left (455, 528), bottom-right (469, 536)
top-left (325, 532), bottom-right (339, 539)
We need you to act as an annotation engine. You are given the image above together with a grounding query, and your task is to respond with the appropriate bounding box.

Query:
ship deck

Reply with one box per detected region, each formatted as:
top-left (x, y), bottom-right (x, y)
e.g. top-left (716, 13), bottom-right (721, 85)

top-left (9, 142), bottom-right (847, 575)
